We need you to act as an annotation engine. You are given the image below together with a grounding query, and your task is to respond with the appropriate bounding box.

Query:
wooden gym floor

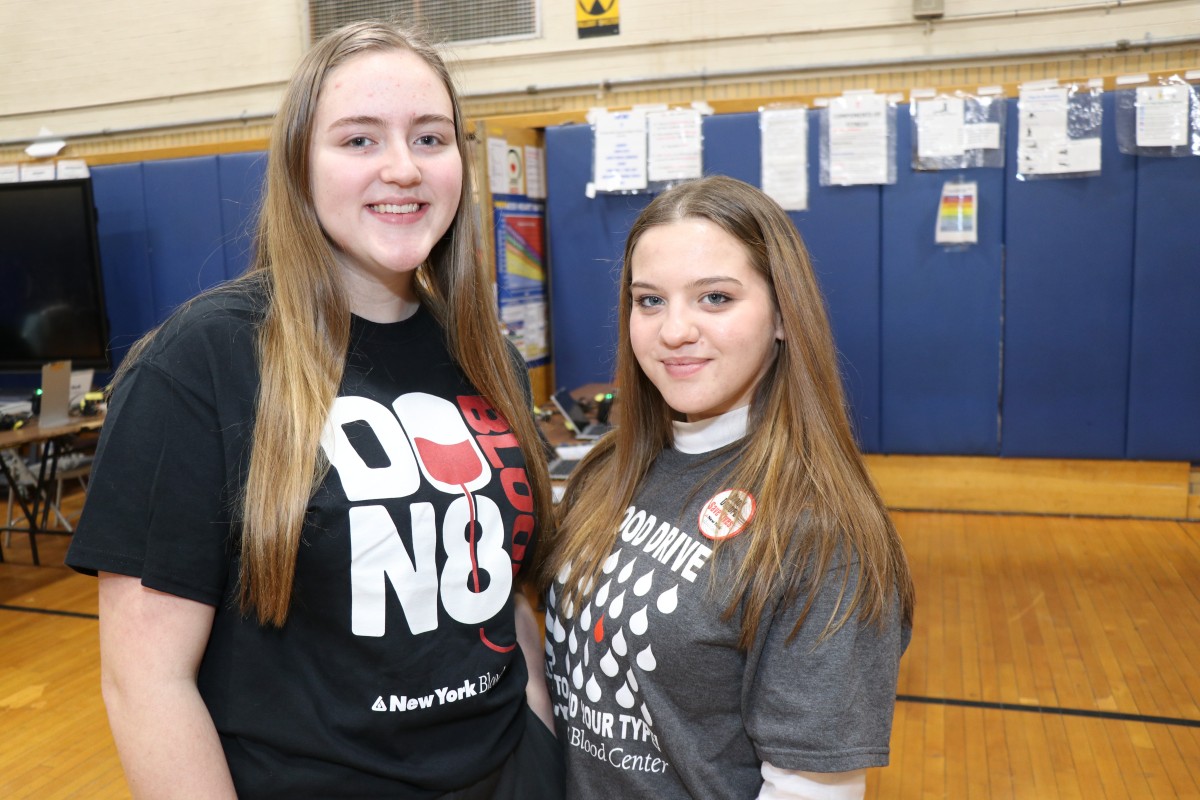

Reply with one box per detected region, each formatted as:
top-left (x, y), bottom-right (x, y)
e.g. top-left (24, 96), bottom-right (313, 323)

top-left (2, 475), bottom-right (1198, 798)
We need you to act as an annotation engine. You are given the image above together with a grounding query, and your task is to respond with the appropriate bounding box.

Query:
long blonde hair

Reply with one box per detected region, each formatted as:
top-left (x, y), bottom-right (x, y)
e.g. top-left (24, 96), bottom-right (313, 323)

top-left (119, 21), bottom-right (553, 625)
top-left (548, 175), bottom-right (913, 648)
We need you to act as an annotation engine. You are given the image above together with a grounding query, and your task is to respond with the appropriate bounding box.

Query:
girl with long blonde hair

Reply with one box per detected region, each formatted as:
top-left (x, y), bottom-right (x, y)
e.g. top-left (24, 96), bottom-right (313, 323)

top-left (68, 20), bottom-right (561, 799)
top-left (545, 175), bottom-right (913, 799)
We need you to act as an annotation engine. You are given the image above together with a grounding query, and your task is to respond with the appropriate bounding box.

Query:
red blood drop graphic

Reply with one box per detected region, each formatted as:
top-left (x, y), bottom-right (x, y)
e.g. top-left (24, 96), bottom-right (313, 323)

top-left (414, 438), bottom-right (483, 485)
top-left (594, 615), bottom-right (605, 642)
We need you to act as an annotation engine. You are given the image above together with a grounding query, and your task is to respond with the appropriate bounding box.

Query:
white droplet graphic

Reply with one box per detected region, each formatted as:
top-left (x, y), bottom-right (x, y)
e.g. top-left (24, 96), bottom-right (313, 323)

top-left (568, 628), bottom-right (578, 654)
top-left (595, 580), bottom-right (611, 607)
top-left (583, 642), bottom-right (590, 667)
top-left (552, 615), bottom-right (566, 643)
top-left (557, 561), bottom-right (572, 584)
top-left (618, 557), bottom-right (637, 583)
top-left (572, 660), bottom-right (583, 689)
top-left (563, 598), bottom-right (576, 620)
top-left (545, 638), bottom-right (553, 657)
top-left (600, 649), bottom-right (619, 677)
top-left (615, 682), bottom-right (635, 709)
top-left (586, 674), bottom-right (602, 703)
top-left (581, 604), bottom-right (592, 630)
top-left (657, 584), bottom-right (679, 614)
top-left (612, 628), bottom-right (628, 657)
top-left (609, 591), bottom-right (626, 618)
top-left (636, 644), bottom-right (657, 671)
top-left (602, 551), bottom-right (621, 574)
top-left (641, 703), bottom-right (653, 726)
top-left (626, 668), bottom-right (639, 692)
top-left (630, 606), bottom-right (648, 635)
top-left (634, 570), bottom-right (654, 597)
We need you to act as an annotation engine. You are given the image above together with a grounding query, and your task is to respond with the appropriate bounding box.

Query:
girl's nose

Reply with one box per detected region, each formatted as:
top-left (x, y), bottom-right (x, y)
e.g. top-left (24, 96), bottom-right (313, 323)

top-left (659, 307), bottom-right (699, 346)
top-left (381, 144), bottom-right (420, 186)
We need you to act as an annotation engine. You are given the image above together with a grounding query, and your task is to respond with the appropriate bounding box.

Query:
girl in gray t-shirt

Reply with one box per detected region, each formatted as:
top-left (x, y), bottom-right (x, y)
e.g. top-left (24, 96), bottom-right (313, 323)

top-left (544, 175), bottom-right (914, 799)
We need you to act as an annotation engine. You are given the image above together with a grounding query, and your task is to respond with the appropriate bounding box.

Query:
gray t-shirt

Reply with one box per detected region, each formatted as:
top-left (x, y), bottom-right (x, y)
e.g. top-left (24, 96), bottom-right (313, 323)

top-left (545, 439), bottom-right (909, 799)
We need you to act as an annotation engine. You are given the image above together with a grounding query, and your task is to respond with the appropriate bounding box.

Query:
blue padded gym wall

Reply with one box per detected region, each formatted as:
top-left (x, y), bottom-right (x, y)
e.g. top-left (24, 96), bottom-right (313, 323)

top-left (217, 152), bottom-right (269, 279)
top-left (1001, 93), bottom-right (1138, 458)
top-left (880, 105), bottom-right (1004, 455)
top-left (80, 101), bottom-right (1200, 461)
top-left (702, 112), bottom-right (885, 452)
top-left (90, 153), bottom-right (266, 371)
top-left (141, 157), bottom-right (228, 322)
top-left (548, 113), bottom-right (887, 452)
top-left (1126, 152), bottom-right (1200, 460)
top-left (793, 117), bottom-right (884, 454)
top-left (544, 124), bottom-right (651, 394)
top-left (91, 163), bottom-right (156, 370)
top-left (541, 93), bottom-right (1200, 461)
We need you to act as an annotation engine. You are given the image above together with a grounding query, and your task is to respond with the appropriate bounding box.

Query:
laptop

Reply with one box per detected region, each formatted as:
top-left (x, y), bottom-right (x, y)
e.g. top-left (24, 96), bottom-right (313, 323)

top-left (548, 457), bottom-right (580, 480)
top-left (550, 389), bottom-right (613, 440)
top-left (547, 444), bottom-right (595, 482)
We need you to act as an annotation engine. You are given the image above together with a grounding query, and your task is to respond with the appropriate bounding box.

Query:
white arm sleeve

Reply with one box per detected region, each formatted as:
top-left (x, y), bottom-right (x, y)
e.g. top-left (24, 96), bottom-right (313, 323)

top-left (756, 762), bottom-right (867, 800)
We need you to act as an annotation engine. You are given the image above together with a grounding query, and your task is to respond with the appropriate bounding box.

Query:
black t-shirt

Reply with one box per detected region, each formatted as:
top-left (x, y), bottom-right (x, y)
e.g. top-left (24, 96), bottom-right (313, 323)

top-left (67, 283), bottom-right (540, 798)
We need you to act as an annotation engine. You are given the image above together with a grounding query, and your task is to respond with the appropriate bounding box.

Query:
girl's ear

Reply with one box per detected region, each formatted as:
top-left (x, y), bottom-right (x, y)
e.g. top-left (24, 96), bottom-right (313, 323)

top-left (774, 311), bottom-right (785, 341)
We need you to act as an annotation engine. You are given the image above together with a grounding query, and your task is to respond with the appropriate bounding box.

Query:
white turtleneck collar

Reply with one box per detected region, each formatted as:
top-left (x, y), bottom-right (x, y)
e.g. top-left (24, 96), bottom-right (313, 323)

top-left (671, 405), bottom-right (750, 454)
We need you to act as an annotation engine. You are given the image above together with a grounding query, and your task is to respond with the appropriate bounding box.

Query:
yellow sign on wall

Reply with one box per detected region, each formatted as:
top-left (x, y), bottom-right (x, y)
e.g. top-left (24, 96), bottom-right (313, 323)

top-left (576, 0), bottom-right (619, 38)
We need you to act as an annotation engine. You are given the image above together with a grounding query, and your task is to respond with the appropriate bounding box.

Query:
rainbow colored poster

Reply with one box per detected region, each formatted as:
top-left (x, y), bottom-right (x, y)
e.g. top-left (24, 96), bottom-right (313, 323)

top-left (494, 198), bottom-right (549, 367)
top-left (935, 181), bottom-right (978, 245)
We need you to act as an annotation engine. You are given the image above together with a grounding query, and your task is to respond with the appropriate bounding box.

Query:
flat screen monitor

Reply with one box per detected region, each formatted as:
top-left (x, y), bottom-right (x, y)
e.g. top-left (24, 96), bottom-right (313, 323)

top-left (0, 178), bottom-right (111, 372)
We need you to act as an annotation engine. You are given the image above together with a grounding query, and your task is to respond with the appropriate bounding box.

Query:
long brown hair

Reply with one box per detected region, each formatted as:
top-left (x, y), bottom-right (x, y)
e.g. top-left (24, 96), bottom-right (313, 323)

top-left (548, 175), bottom-right (913, 648)
top-left (118, 21), bottom-right (553, 625)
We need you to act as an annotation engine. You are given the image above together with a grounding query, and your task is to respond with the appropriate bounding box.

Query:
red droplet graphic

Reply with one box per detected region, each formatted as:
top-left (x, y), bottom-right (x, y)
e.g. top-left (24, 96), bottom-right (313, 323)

top-left (593, 614), bottom-right (605, 643)
top-left (414, 438), bottom-right (483, 485)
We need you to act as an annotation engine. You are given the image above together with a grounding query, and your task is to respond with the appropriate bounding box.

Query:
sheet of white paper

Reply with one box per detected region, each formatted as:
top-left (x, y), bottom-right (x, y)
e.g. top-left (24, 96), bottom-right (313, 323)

top-left (963, 122), bottom-right (1001, 151)
top-left (487, 137), bottom-right (509, 194)
top-left (19, 163), bottom-right (56, 182)
top-left (594, 111), bottom-right (648, 192)
top-left (760, 108), bottom-right (809, 211)
top-left (917, 97), bottom-right (966, 158)
top-left (828, 94), bottom-right (889, 185)
top-left (524, 145), bottom-right (546, 199)
top-left (507, 146), bottom-right (526, 195)
top-left (1065, 137), bottom-right (1101, 173)
top-left (647, 109), bottom-right (703, 182)
top-left (501, 298), bottom-right (547, 360)
top-left (1136, 85), bottom-right (1190, 147)
top-left (55, 159), bottom-right (91, 179)
top-left (1018, 87), bottom-right (1073, 174)
top-left (70, 369), bottom-right (95, 404)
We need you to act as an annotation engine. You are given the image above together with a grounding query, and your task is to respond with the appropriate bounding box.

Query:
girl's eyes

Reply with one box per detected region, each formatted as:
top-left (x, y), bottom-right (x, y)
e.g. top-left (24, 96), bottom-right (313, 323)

top-left (633, 292), bottom-right (733, 308)
top-left (340, 133), bottom-right (449, 149)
